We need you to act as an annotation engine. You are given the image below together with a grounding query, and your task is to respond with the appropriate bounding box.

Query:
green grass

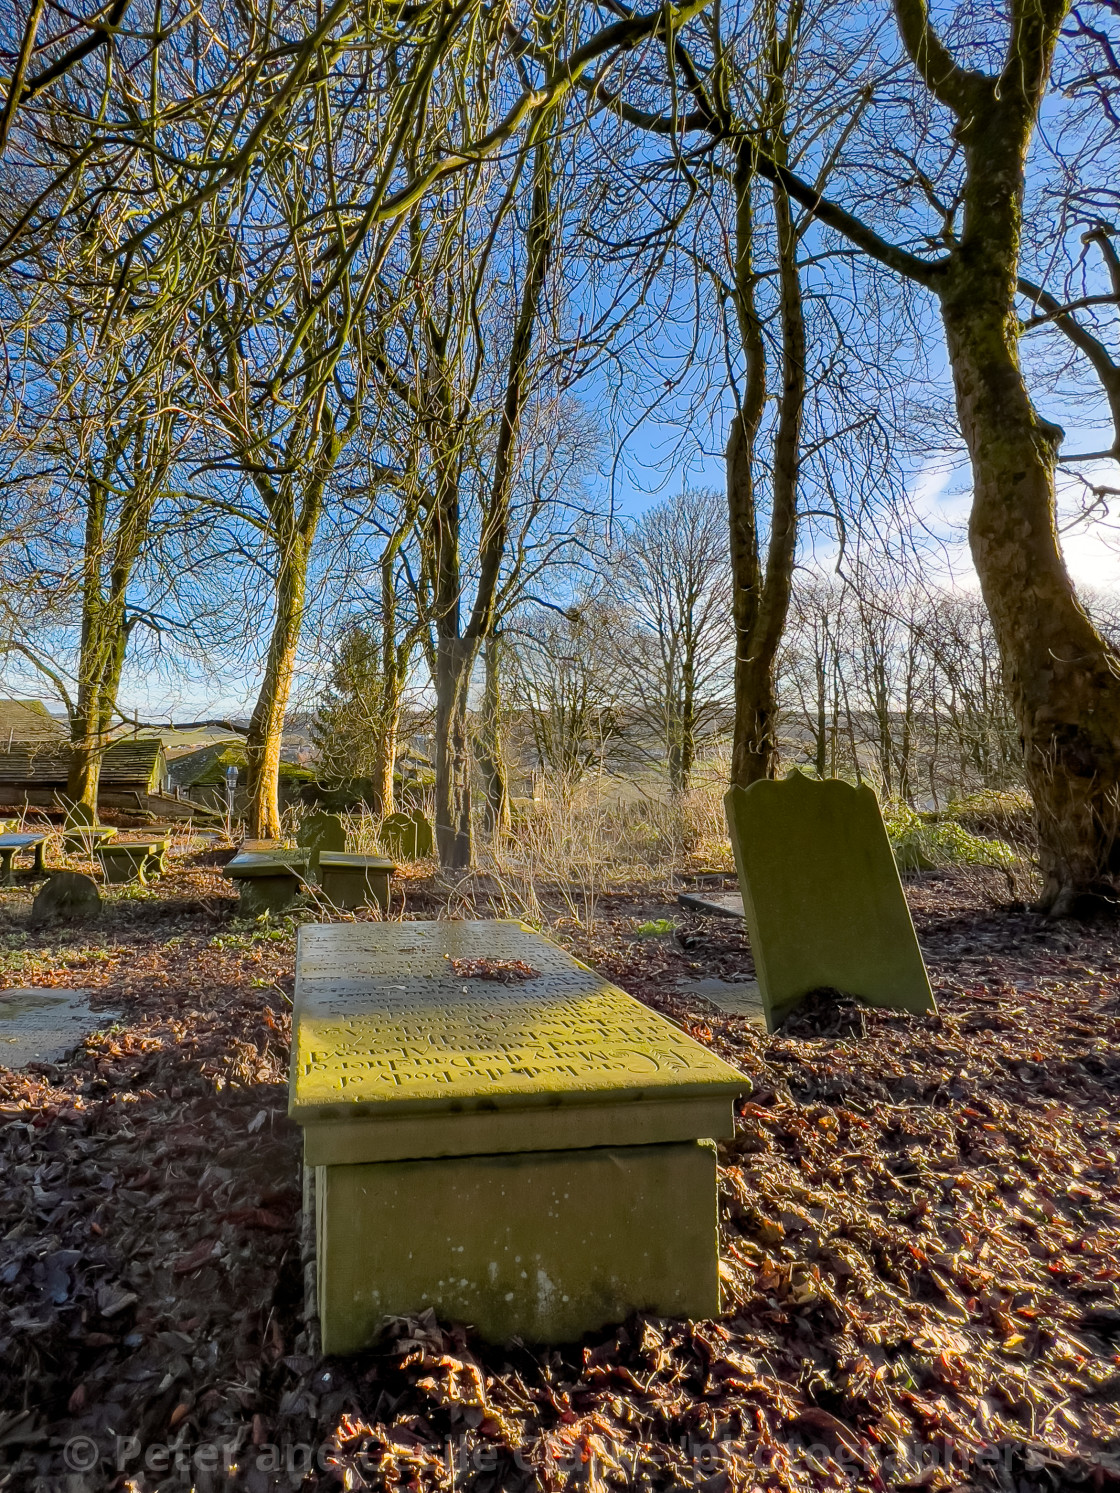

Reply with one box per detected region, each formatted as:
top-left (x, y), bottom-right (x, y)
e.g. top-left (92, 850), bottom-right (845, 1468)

top-left (635, 918), bottom-right (676, 937)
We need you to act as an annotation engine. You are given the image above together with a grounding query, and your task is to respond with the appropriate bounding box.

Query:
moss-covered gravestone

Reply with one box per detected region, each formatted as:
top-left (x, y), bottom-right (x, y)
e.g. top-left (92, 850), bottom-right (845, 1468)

top-left (31, 871), bottom-right (101, 927)
top-left (378, 808), bottom-right (433, 860)
top-left (725, 772), bottom-right (935, 1031)
top-left (291, 919), bottom-right (745, 1350)
top-left (297, 812), bottom-right (346, 873)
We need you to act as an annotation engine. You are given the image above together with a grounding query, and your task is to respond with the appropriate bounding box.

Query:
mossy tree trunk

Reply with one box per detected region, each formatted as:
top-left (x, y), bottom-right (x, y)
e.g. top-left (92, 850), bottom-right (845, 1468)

top-left (245, 523), bottom-right (315, 841)
top-left (902, 0), bottom-right (1120, 909)
top-left (741, 0), bottom-right (1120, 908)
top-left (67, 419), bottom-right (165, 814)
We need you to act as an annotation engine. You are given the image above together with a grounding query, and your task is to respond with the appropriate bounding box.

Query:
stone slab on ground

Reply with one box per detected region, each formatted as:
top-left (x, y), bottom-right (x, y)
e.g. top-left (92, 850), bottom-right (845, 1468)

top-left (316, 1138), bottom-right (719, 1353)
top-left (677, 890), bottom-right (745, 919)
top-left (0, 988), bottom-right (119, 1067)
top-left (676, 977), bottom-right (765, 1027)
top-left (725, 772), bottom-right (935, 1030)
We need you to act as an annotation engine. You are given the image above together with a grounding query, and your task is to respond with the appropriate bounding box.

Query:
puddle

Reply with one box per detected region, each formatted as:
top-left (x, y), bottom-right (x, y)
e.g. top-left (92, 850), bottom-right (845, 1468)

top-left (0, 988), bottom-right (120, 1067)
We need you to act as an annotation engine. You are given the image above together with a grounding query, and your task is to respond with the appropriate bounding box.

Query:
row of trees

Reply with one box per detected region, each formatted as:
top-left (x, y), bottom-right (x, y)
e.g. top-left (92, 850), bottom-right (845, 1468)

top-left (0, 0), bottom-right (1118, 907)
top-left (316, 490), bottom-right (1030, 813)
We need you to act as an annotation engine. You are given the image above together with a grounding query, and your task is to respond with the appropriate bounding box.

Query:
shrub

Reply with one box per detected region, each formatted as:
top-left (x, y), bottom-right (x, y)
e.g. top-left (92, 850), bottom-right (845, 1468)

top-left (884, 801), bottom-right (1019, 871)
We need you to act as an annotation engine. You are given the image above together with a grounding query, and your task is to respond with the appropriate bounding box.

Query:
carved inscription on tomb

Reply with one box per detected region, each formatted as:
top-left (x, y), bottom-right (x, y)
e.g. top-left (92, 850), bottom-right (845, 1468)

top-left (291, 922), bottom-right (745, 1115)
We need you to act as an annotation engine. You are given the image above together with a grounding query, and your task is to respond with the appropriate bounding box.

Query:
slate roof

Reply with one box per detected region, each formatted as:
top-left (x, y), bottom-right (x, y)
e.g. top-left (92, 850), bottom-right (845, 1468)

top-left (0, 737), bottom-right (167, 791)
top-left (0, 700), bottom-right (66, 746)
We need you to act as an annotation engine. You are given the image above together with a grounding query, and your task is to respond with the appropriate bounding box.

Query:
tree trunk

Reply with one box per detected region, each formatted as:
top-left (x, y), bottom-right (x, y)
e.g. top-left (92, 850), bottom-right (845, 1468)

top-left (677, 651), bottom-right (697, 793)
top-left (813, 654), bottom-right (827, 779)
top-left (477, 632), bottom-right (511, 836)
top-left (931, 52), bottom-right (1120, 910)
top-left (371, 713), bottom-right (398, 820)
top-left (943, 289), bottom-right (1120, 908)
top-left (66, 457), bottom-right (148, 814)
top-left (67, 623), bottom-right (128, 812)
top-left (727, 153), bottom-right (770, 788)
top-left (433, 634), bottom-right (475, 869)
top-left (245, 535), bottom-right (309, 841)
top-left (729, 170), bottom-right (805, 787)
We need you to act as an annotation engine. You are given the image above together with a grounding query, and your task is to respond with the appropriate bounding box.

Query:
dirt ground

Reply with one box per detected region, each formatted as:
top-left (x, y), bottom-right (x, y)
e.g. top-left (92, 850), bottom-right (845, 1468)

top-left (1, 841), bottom-right (1119, 1491)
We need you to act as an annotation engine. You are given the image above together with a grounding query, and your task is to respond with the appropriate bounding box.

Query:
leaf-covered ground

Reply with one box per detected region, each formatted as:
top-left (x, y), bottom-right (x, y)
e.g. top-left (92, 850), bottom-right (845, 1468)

top-left (2, 846), bottom-right (1119, 1491)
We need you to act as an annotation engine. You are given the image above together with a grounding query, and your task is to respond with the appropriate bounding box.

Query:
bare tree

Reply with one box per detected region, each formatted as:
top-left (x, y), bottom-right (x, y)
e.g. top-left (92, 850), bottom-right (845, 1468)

top-left (660, 0), bottom-right (1120, 909)
top-left (613, 488), bottom-right (732, 792)
top-left (506, 598), bottom-right (628, 784)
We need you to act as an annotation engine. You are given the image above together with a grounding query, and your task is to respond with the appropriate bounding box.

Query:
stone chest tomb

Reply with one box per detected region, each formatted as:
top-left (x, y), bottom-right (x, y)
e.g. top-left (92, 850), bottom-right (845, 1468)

top-left (290, 920), bottom-right (744, 1351)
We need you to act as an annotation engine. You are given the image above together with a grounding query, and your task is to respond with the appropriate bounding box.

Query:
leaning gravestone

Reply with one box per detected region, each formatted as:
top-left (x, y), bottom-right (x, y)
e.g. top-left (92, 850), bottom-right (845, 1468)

top-left (379, 808), bottom-right (433, 860)
top-left (31, 871), bottom-right (101, 927)
top-left (296, 812), bottom-right (346, 872)
top-left (725, 772), bottom-right (935, 1031)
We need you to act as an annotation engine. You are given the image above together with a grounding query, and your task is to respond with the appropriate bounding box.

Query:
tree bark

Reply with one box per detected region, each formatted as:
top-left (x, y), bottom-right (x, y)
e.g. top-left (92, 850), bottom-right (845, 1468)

top-left (369, 544), bottom-right (410, 818)
top-left (371, 712), bottom-right (398, 820)
top-left (727, 152), bottom-right (770, 788)
top-left (433, 634), bottom-right (475, 868)
top-left (477, 631), bottom-right (511, 835)
top-left (426, 124), bottom-right (554, 869)
top-left (923, 11), bottom-right (1120, 909)
top-left (245, 531), bottom-right (310, 841)
top-left (944, 281), bottom-right (1120, 906)
top-left (729, 157), bottom-right (805, 787)
top-left (67, 441), bottom-right (159, 813)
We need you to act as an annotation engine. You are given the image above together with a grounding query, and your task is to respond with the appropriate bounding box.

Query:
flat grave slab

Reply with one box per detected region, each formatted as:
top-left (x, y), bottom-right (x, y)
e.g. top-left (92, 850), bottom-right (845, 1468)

top-left (0, 988), bottom-right (119, 1067)
top-left (291, 919), bottom-right (746, 1348)
top-left (677, 889), bottom-right (745, 919)
top-left (0, 832), bottom-right (49, 883)
top-left (676, 977), bottom-right (765, 1027)
top-left (225, 850), bottom-right (308, 916)
top-left (292, 920), bottom-right (743, 1162)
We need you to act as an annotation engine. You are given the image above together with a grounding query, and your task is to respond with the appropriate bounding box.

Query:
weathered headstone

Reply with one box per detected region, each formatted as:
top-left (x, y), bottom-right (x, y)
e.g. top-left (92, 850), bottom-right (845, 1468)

top-left (378, 808), bottom-right (433, 860)
top-left (30, 871), bottom-right (101, 926)
top-left (725, 772), bottom-right (935, 1031)
top-left (291, 919), bottom-right (745, 1350)
top-left (296, 811), bottom-right (346, 872)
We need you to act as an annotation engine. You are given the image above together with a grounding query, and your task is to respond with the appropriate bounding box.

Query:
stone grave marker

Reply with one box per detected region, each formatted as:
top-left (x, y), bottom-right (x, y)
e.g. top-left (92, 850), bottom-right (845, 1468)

top-left (31, 871), bottom-right (101, 926)
top-left (725, 772), bottom-right (935, 1030)
top-left (0, 988), bottom-right (118, 1067)
top-left (290, 919), bottom-right (745, 1350)
top-left (297, 811), bottom-right (346, 872)
top-left (378, 807), bottom-right (433, 860)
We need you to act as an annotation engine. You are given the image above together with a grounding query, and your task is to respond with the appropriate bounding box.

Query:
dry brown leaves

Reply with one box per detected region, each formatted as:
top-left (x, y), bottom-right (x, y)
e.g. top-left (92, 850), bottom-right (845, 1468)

top-left (447, 958), bottom-right (541, 984)
top-left (1, 861), bottom-right (1119, 1491)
